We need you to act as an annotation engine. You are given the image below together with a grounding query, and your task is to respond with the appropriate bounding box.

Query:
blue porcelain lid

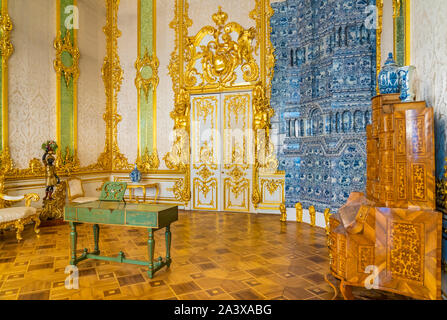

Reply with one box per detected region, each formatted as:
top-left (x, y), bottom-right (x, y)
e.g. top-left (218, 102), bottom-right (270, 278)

top-left (384, 52), bottom-right (398, 67)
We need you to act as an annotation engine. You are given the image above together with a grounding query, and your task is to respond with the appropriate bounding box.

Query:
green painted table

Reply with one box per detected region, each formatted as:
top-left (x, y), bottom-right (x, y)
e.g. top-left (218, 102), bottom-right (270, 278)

top-left (64, 201), bottom-right (178, 279)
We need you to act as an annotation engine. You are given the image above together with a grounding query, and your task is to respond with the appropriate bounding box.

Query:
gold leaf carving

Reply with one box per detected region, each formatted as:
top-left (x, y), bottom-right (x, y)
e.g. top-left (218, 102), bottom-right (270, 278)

top-left (135, 47), bottom-right (159, 102)
top-left (0, 10), bottom-right (13, 59)
top-left (137, 147), bottom-right (160, 172)
top-left (53, 30), bottom-right (80, 88)
top-left (184, 6), bottom-right (259, 89)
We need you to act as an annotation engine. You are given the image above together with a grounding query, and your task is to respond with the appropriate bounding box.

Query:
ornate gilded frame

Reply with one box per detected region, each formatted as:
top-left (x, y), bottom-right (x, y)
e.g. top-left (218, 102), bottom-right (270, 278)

top-left (0, 0), bottom-right (13, 175)
top-left (164, 0), bottom-right (279, 207)
top-left (54, 30), bottom-right (80, 88)
top-left (135, 48), bottom-right (159, 103)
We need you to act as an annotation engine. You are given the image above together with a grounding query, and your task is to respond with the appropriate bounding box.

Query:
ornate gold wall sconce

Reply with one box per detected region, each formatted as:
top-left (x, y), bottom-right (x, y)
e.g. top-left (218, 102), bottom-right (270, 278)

top-left (295, 202), bottom-right (303, 223)
top-left (309, 205), bottom-right (316, 227)
top-left (54, 30), bottom-right (80, 88)
top-left (135, 47), bottom-right (159, 102)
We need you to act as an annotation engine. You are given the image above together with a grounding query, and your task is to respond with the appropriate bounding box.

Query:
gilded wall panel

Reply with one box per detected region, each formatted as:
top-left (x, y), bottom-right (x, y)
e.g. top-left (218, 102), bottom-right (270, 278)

top-left (77, 0), bottom-right (107, 167)
top-left (8, 0), bottom-right (57, 168)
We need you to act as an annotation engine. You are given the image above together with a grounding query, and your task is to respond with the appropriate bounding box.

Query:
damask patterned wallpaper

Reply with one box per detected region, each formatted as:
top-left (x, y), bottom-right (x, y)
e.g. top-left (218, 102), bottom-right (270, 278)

top-left (117, 0), bottom-right (138, 165)
top-left (156, 0), bottom-right (175, 170)
top-left (7, 1), bottom-right (107, 169)
top-left (271, 0), bottom-right (377, 212)
top-left (77, 0), bottom-right (107, 167)
top-left (411, 0), bottom-right (447, 179)
top-left (8, 0), bottom-right (57, 168)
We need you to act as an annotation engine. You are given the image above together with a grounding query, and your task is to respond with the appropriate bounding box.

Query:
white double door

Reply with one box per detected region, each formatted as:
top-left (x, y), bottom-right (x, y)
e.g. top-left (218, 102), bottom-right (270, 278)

top-left (190, 91), bottom-right (254, 212)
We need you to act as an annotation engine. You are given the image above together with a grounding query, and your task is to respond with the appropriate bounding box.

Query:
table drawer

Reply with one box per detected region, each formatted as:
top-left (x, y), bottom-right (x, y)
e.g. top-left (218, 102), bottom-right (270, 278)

top-left (69, 208), bottom-right (125, 225)
top-left (125, 211), bottom-right (158, 228)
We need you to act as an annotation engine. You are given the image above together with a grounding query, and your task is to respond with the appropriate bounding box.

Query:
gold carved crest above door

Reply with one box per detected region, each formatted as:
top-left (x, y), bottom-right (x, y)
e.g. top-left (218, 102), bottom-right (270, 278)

top-left (184, 6), bottom-right (259, 91)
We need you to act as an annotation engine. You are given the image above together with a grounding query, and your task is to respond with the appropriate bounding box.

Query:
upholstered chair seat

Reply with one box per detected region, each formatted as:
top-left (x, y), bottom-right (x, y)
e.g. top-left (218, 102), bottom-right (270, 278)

top-left (0, 206), bottom-right (37, 223)
top-left (0, 193), bottom-right (41, 242)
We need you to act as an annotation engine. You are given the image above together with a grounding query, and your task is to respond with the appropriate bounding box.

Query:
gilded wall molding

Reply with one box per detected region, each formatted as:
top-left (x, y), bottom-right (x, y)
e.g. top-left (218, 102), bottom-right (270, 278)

top-left (55, 0), bottom-right (81, 175)
top-left (97, 0), bottom-right (132, 172)
top-left (137, 147), bottom-right (160, 172)
top-left (0, 0), bottom-right (13, 173)
top-left (0, 4), bottom-right (13, 60)
top-left (54, 30), bottom-right (80, 88)
top-left (136, 0), bottom-right (158, 165)
top-left (135, 48), bottom-right (159, 102)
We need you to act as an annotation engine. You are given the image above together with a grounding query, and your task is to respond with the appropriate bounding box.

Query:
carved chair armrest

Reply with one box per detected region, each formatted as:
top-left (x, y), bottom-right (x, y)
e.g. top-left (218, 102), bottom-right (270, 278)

top-left (0, 193), bottom-right (25, 204)
top-left (24, 194), bottom-right (40, 207)
top-left (0, 193), bottom-right (39, 208)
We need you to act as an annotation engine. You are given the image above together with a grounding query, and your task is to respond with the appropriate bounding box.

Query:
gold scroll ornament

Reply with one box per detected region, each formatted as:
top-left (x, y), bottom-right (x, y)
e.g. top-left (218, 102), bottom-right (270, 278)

top-left (184, 6), bottom-right (259, 89)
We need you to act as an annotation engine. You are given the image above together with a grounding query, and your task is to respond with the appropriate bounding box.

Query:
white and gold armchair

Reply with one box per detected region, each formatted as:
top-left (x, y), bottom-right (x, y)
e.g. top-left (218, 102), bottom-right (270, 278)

top-left (67, 177), bottom-right (99, 204)
top-left (0, 193), bottom-right (41, 242)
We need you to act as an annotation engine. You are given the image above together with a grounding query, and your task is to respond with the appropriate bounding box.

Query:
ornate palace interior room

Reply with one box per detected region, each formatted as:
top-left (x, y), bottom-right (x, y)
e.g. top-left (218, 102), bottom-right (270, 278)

top-left (0, 0), bottom-right (446, 302)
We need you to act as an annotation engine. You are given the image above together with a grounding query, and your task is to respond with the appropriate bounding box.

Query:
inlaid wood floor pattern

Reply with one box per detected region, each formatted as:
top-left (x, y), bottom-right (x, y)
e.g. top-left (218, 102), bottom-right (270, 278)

top-left (0, 210), bottom-right (412, 300)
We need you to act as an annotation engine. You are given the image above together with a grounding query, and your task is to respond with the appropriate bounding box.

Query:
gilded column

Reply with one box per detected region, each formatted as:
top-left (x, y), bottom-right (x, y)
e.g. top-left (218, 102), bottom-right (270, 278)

top-left (54, 0), bottom-right (80, 174)
top-left (135, 0), bottom-right (159, 171)
top-left (97, 0), bottom-right (131, 171)
top-left (0, 0), bottom-right (13, 173)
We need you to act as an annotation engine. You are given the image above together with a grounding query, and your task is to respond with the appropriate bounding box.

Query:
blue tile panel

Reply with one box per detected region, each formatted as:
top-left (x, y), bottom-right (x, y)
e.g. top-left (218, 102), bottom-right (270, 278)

top-left (271, 0), bottom-right (377, 212)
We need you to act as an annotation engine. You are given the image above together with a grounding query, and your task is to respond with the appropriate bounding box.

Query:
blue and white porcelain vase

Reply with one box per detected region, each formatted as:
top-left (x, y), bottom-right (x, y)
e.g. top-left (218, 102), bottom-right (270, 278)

top-left (130, 164), bottom-right (141, 183)
top-left (378, 52), bottom-right (400, 94)
top-left (398, 65), bottom-right (416, 102)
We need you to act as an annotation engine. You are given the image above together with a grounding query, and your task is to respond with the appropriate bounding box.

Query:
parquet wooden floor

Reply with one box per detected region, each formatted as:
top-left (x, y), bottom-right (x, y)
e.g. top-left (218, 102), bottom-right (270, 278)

top-left (0, 210), bottom-right (412, 300)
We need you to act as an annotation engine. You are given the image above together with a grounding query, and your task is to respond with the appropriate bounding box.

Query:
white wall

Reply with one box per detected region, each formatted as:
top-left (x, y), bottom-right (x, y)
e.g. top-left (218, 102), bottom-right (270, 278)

top-left (117, 0), bottom-right (138, 165)
top-left (156, 0), bottom-right (176, 169)
top-left (411, 0), bottom-right (447, 176)
top-left (77, 0), bottom-right (107, 167)
top-left (8, 0), bottom-right (57, 168)
top-left (381, 0), bottom-right (394, 64)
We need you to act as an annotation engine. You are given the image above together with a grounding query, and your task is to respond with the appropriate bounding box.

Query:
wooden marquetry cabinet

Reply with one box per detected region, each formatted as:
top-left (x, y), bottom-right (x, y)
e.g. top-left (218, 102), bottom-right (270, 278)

top-left (329, 94), bottom-right (442, 300)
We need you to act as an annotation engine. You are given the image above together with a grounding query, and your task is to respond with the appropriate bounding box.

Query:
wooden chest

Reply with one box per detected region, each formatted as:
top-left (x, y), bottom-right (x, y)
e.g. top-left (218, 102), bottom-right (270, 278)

top-left (367, 94), bottom-right (436, 210)
top-left (329, 94), bottom-right (442, 300)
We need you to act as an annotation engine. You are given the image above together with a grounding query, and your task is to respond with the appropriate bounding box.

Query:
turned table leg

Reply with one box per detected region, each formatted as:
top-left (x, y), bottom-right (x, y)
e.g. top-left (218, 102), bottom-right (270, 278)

top-left (165, 225), bottom-right (172, 267)
top-left (93, 224), bottom-right (100, 255)
top-left (148, 228), bottom-right (155, 279)
top-left (70, 222), bottom-right (78, 265)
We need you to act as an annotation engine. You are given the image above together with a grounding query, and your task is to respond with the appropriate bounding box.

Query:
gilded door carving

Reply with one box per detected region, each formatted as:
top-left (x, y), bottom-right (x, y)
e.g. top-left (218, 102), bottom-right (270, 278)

top-left (191, 95), bottom-right (220, 210)
top-left (222, 93), bottom-right (252, 212)
top-left (191, 92), bottom-right (252, 212)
